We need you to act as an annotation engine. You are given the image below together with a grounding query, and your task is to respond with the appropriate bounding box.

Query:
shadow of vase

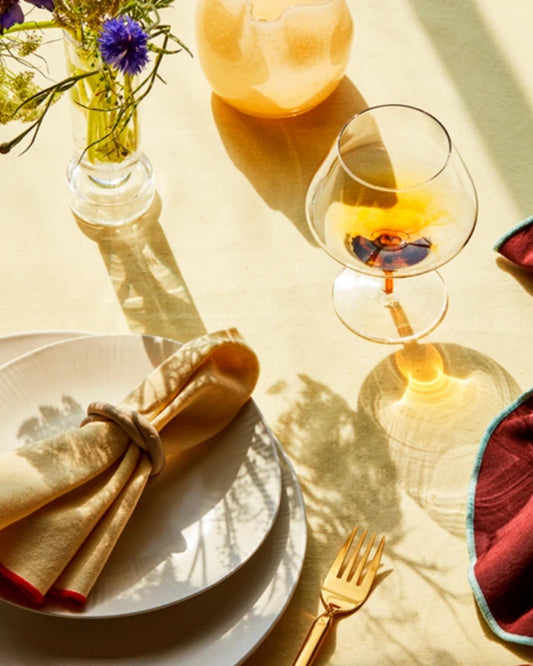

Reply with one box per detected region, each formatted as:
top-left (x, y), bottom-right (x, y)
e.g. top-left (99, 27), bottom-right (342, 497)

top-left (358, 340), bottom-right (522, 538)
top-left (211, 77), bottom-right (369, 244)
top-left (75, 194), bottom-right (207, 343)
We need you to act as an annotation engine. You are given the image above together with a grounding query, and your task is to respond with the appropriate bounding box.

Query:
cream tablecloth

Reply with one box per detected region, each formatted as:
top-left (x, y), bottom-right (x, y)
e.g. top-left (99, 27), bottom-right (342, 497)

top-left (1, 1), bottom-right (533, 664)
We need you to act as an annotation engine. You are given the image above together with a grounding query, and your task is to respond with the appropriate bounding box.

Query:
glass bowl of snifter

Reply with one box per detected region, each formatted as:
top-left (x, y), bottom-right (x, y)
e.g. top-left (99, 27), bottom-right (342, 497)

top-left (306, 103), bottom-right (478, 344)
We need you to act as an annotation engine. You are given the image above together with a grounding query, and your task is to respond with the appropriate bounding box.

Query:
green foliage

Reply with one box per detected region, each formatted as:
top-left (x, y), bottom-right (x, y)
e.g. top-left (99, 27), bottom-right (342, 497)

top-left (0, 0), bottom-right (190, 155)
top-left (53, 0), bottom-right (124, 35)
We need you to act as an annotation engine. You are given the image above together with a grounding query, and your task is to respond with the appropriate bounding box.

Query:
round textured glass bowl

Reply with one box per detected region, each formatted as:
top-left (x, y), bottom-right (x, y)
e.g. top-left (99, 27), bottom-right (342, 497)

top-left (195, 0), bottom-right (354, 118)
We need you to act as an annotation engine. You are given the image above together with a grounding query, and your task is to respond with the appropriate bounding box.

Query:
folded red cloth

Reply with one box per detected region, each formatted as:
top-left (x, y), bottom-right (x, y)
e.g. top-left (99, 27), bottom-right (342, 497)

top-left (467, 389), bottom-right (533, 645)
top-left (495, 215), bottom-right (533, 271)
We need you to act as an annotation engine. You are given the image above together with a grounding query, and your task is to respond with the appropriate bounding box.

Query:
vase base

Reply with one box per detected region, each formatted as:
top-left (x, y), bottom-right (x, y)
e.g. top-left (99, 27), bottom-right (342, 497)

top-left (67, 153), bottom-right (155, 227)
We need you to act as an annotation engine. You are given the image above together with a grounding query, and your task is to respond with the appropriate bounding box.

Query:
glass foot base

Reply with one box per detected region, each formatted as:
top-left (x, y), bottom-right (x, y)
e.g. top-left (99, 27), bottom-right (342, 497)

top-left (332, 268), bottom-right (448, 344)
top-left (67, 154), bottom-right (155, 227)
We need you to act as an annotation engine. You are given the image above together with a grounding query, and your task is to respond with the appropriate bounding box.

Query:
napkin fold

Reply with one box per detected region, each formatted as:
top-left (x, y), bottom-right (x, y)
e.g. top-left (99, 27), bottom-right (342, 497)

top-left (0, 329), bottom-right (259, 606)
top-left (494, 215), bottom-right (533, 271)
top-left (467, 389), bottom-right (533, 645)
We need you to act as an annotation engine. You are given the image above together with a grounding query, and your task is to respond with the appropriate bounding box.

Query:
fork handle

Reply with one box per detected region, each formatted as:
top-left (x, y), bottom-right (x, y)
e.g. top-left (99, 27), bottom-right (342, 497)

top-left (292, 611), bottom-right (334, 666)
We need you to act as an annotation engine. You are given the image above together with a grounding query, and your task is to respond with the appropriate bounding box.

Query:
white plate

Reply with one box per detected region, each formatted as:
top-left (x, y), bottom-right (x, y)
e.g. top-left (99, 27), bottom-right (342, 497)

top-left (0, 333), bottom-right (283, 618)
top-left (0, 331), bottom-right (307, 665)
top-left (0, 330), bottom-right (91, 367)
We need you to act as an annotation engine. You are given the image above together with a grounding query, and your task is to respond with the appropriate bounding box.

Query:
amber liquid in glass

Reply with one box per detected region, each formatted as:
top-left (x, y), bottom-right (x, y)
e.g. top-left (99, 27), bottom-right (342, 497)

top-left (347, 233), bottom-right (432, 270)
top-left (323, 156), bottom-right (453, 273)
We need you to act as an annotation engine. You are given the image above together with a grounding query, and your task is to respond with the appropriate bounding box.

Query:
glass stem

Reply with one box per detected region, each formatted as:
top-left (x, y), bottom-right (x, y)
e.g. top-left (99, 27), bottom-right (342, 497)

top-left (383, 274), bottom-right (416, 338)
top-left (388, 301), bottom-right (415, 339)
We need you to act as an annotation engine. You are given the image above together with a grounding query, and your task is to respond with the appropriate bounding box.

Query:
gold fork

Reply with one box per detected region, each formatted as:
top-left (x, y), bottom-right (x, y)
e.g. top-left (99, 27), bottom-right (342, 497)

top-left (292, 527), bottom-right (386, 666)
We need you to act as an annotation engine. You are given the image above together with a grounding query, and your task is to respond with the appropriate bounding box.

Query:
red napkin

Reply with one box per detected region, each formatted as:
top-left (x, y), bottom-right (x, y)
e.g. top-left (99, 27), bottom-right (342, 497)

top-left (467, 389), bottom-right (533, 645)
top-left (495, 215), bottom-right (533, 270)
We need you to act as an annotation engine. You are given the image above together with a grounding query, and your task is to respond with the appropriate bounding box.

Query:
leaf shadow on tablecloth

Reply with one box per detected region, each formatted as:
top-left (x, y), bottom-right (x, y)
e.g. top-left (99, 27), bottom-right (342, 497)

top-left (75, 196), bottom-right (207, 344)
top-left (247, 373), bottom-right (402, 665)
top-left (247, 339), bottom-right (531, 665)
top-left (211, 76), bottom-right (368, 245)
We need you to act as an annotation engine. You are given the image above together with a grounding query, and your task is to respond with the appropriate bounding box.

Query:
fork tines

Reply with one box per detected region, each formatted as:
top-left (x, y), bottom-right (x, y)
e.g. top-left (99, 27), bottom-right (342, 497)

top-left (332, 526), bottom-right (385, 584)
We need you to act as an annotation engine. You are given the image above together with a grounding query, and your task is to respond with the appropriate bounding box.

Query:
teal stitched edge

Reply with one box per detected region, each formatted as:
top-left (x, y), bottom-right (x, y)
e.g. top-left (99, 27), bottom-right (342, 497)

top-left (494, 215), bottom-right (533, 251)
top-left (466, 387), bottom-right (533, 646)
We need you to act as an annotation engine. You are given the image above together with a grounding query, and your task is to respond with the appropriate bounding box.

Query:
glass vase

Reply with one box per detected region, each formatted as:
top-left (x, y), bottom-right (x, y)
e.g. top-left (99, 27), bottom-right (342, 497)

top-left (195, 0), bottom-right (354, 118)
top-left (64, 34), bottom-right (155, 227)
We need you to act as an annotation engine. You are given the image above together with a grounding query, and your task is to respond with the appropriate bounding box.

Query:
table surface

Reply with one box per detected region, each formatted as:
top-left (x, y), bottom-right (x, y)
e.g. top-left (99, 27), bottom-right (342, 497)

top-left (2, 1), bottom-right (533, 664)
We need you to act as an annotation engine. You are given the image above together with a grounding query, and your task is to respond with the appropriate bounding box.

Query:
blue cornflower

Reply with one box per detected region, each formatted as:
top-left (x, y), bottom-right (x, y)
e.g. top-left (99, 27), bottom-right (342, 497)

top-left (98, 16), bottom-right (150, 76)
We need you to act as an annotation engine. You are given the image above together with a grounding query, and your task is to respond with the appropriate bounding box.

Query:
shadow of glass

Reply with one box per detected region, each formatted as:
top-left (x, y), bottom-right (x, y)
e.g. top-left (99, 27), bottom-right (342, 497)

top-left (211, 77), bottom-right (369, 244)
top-left (407, 0), bottom-right (533, 218)
top-left (359, 340), bottom-right (521, 538)
top-left (75, 194), bottom-right (207, 343)
top-left (256, 362), bottom-right (523, 663)
top-left (253, 368), bottom-right (490, 665)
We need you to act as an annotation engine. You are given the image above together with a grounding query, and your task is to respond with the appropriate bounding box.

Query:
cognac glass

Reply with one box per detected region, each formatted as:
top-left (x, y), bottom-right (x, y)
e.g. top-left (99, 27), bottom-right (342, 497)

top-left (306, 104), bottom-right (478, 343)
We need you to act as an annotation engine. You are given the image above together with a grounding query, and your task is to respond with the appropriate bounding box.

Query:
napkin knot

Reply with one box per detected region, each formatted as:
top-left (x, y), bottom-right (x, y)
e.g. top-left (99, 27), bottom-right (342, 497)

top-left (81, 402), bottom-right (165, 476)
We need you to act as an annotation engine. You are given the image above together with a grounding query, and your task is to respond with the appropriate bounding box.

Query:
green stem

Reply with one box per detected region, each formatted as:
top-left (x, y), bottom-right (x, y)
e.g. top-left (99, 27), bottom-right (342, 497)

top-left (0, 71), bottom-right (96, 155)
top-left (4, 20), bottom-right (57, 35)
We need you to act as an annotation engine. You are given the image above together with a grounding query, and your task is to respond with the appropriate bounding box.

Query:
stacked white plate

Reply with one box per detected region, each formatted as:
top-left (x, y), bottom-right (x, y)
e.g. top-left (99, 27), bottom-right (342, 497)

top-left (0, 331), bottom-right (307, 665)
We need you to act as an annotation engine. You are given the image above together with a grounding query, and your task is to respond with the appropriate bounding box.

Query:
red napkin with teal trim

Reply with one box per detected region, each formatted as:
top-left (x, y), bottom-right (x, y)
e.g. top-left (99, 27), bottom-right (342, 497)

top-left (467, 389), bottom-right (533, 645)
top-left (495, 215), bottom-right (533, 270)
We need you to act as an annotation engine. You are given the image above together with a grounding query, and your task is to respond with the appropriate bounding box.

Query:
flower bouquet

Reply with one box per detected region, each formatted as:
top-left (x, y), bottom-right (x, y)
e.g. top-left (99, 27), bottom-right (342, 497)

top-left (0, 0), bottom-right (190, 225)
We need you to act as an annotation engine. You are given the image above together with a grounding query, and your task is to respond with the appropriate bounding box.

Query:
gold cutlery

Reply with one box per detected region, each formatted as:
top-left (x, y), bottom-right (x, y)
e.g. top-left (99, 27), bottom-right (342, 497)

top-left (292, 527), bottom-right (385, 666)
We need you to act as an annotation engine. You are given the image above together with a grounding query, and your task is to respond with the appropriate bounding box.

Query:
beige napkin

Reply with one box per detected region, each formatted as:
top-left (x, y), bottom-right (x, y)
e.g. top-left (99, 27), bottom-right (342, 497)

top-left (0, 329), bottom-right (259, 605)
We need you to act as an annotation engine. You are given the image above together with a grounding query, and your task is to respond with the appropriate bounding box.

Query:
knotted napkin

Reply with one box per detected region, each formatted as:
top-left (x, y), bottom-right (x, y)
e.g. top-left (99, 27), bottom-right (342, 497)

top-left (467, 389), bottom-right (533, 645)
top-left (0, 329), bottom-right (259, 606)
top-left (494, 214), bottom-right (533, 271)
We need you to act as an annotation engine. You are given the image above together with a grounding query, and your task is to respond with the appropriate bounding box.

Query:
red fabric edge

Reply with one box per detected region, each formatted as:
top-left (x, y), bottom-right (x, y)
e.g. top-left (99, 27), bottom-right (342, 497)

top-left (0, 563), bottom-right (44, 605)
top-left (49, 587), bottom-right (87, 605)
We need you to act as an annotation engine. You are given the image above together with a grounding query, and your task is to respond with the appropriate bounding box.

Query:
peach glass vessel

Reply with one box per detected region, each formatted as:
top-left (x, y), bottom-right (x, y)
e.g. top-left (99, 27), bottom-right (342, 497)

top-left (195, 0), bottom-right (354, 118)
